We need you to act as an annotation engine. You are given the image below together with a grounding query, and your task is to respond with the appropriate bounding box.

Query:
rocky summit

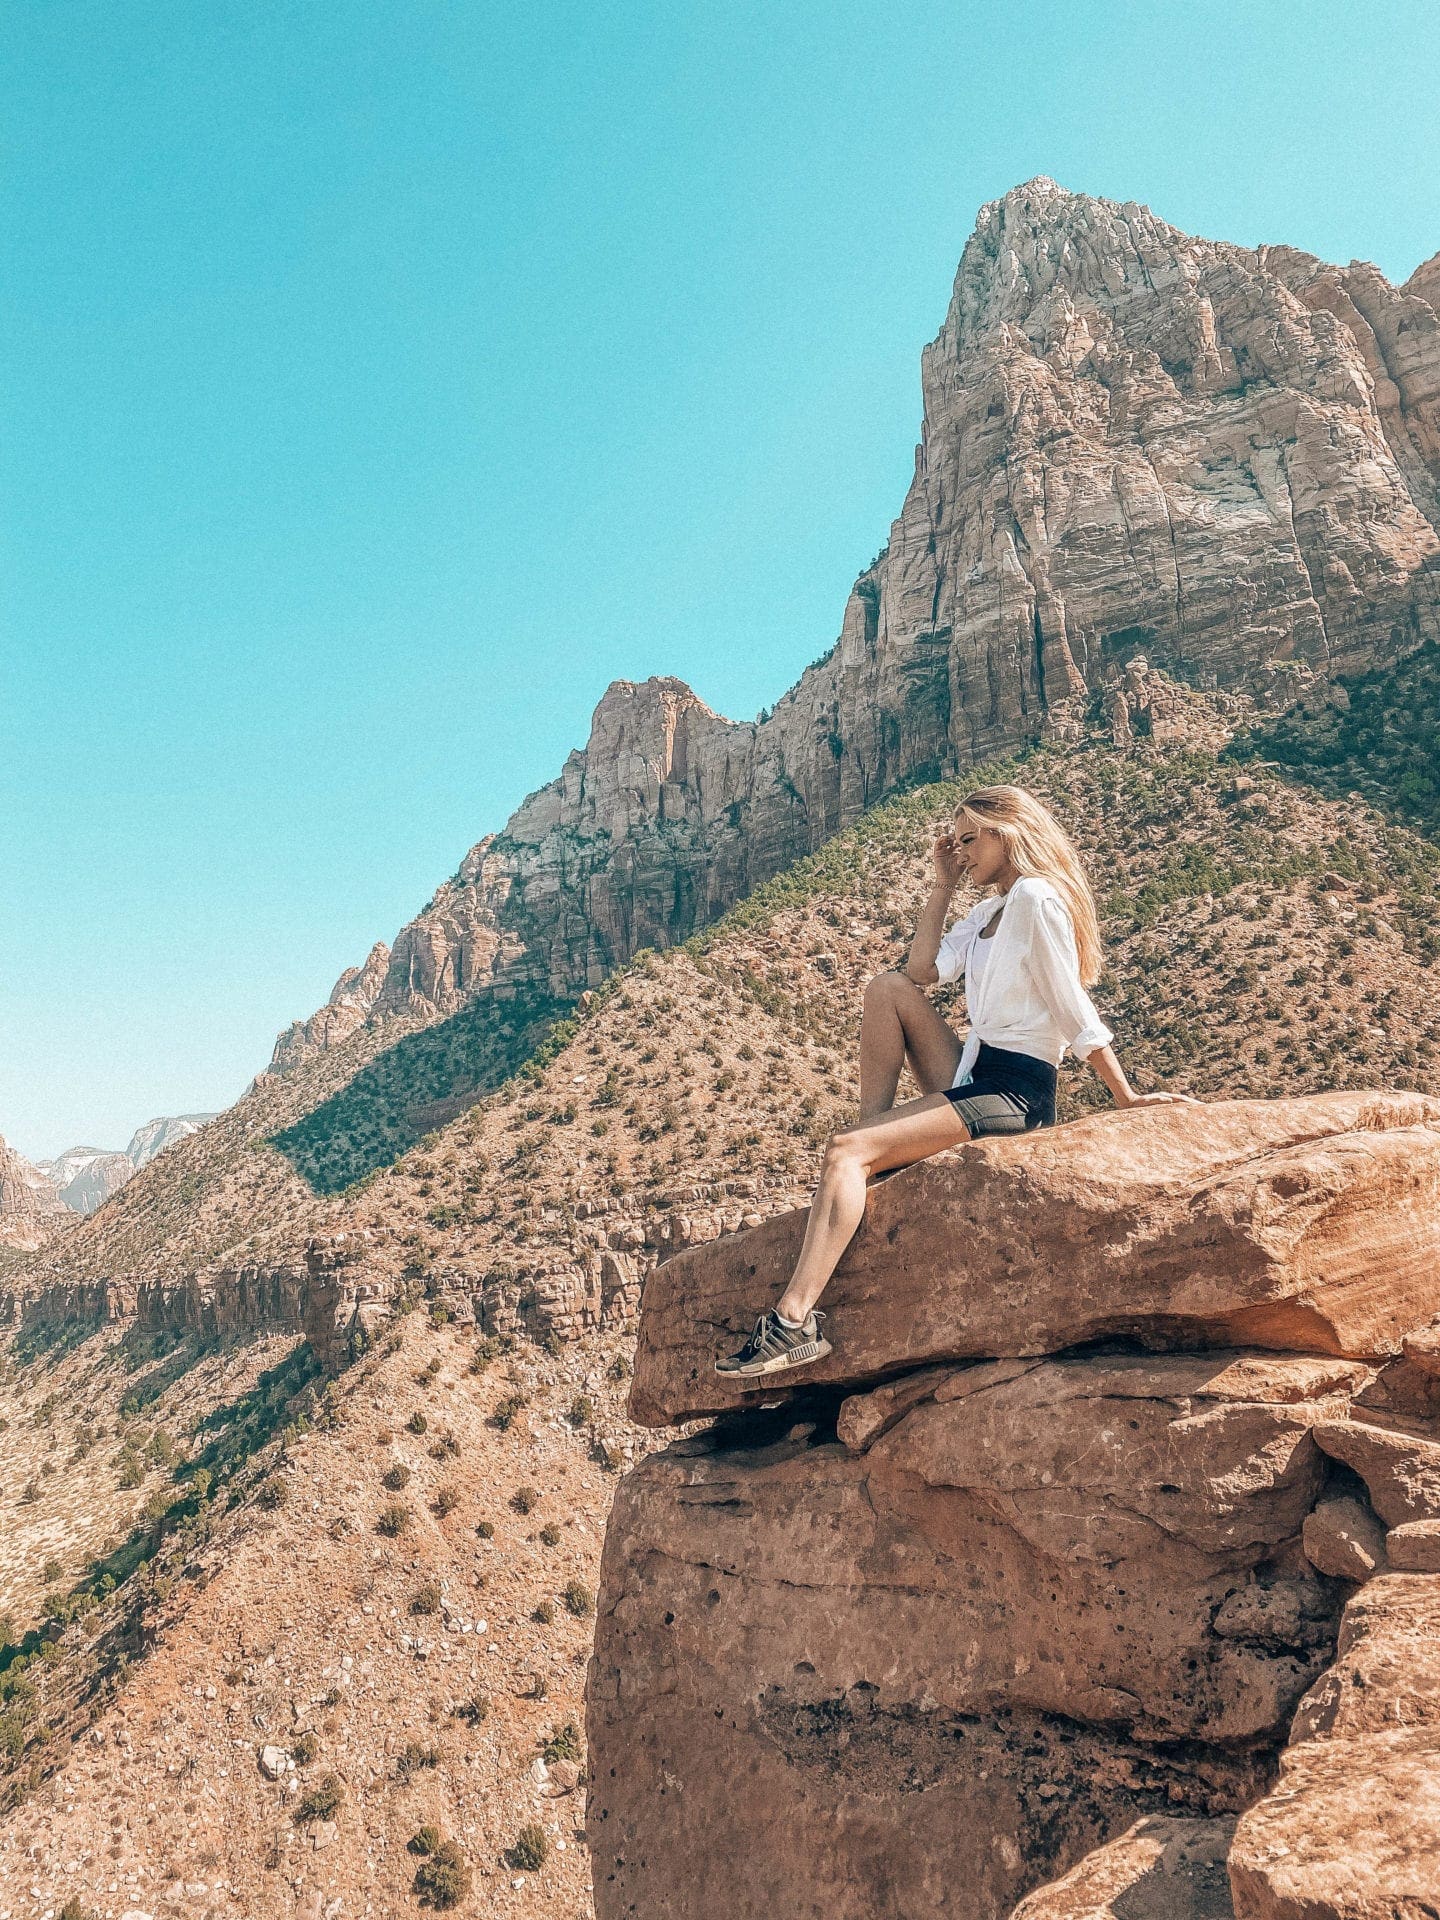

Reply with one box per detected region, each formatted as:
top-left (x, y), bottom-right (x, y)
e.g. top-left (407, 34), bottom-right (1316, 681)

top-left (266, 177), bottom-right (1440, 1085)
top-left (3, 182), bottom-right (1440, 1920)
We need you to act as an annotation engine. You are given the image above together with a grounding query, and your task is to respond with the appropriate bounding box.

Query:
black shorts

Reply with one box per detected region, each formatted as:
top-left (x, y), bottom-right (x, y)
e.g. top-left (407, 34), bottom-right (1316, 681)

top-left (943, 1042), bottom-right (1057, 1138)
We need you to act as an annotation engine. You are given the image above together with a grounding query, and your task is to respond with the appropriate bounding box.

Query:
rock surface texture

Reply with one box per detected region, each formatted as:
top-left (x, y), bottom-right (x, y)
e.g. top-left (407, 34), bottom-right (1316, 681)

top-left (628, 1091), bottom-right (1440, 1426)
top-left (589, 1091), bottom-right (1440, 1916)
top-left (269, 179), bottom-right (1440, 1078)
top-left (0, 1134), bottom-right (69, 1249)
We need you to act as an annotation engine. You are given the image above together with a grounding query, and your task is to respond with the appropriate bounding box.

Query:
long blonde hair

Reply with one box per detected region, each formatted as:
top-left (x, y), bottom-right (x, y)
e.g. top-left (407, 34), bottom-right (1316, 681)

top-left (957, 784), bottom-right (1103, 987)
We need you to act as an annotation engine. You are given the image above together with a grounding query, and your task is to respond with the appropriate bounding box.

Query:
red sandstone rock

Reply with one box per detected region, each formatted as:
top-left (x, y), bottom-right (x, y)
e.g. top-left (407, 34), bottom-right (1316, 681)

top-left (1008, 1815), bottom-right (1236, 1918)
top-left (1228, 1730), bottom-right (1440, 1918)
top-left (630, 1092), bottom-right (1440, 1426)
top-left (587, 1351), bottom-right (1352, 1920)
top-left (1231, 1575), bottom-right (1440, 1915)
top-left (1387, 1520), bottom-right (1440, 1573)
top-left (1301, 1494), bottom-right (1389, 1581)
top-left (1312, 1418), bottom-right (1440, 1526)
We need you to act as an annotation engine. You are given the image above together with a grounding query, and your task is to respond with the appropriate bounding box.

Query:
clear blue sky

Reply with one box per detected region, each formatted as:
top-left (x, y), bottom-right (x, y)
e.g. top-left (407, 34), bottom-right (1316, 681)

top-left (4, 0), bottom-right (1438, 1159)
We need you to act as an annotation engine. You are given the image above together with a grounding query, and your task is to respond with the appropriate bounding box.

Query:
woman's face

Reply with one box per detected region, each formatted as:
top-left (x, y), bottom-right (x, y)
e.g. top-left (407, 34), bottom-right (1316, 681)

top-left (954, 814), bottom-right (1011, 887)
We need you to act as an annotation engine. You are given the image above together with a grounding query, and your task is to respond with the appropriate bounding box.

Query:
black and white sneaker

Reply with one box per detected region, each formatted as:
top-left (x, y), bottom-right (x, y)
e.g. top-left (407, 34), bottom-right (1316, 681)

top-left (714, 1309), bottom-right (831, 1379)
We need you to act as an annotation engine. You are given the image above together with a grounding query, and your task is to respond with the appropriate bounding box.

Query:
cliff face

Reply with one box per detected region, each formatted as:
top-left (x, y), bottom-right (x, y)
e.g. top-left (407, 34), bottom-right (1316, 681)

top-left (271, 181), bottom-right (1440, 1076)
top-left (590, 1097), bottom-right (1440, 1916)
top-left (0, 1136), bottom-right (69, 1250)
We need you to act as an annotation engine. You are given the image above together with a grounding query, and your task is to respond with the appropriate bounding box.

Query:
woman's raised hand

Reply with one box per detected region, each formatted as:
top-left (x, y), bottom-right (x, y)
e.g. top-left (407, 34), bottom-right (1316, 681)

top-left (932, 830), bottom-right (964, 890)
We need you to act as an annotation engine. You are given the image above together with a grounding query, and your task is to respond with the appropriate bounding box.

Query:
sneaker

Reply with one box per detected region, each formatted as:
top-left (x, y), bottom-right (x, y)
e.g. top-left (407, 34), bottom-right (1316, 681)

top-left (714, 1309), bottom-right (831, 1378)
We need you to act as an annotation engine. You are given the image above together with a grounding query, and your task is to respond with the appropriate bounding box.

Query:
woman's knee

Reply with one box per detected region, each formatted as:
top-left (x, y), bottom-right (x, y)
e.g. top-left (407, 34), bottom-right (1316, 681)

top-left (820, 1131), bottom-right (870, 1179)
top-left (862, 969), bottom-right (913, 1011)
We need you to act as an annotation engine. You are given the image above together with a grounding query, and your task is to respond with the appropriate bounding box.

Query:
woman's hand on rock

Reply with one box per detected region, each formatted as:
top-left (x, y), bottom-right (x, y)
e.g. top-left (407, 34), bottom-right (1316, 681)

top-left (1123, 1090), bottom-right (1202, 1108)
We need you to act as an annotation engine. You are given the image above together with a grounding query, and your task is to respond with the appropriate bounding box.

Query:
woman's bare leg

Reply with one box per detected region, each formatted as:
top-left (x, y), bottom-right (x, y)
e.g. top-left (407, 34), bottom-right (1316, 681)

top-left (775, 1094), bottom-right (970, 1323)
top-left (858, 972), bottom-right (963, 1120)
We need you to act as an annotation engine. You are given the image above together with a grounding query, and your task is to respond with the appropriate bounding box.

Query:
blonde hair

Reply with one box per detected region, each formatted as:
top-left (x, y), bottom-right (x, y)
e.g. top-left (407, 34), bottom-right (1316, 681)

top-left (956, 784), bottom-right (1103, 986)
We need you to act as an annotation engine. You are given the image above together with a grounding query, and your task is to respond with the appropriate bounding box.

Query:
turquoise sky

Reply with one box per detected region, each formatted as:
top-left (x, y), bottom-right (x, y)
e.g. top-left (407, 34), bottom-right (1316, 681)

top-left (5, 0), bottom-right (1439, 1159)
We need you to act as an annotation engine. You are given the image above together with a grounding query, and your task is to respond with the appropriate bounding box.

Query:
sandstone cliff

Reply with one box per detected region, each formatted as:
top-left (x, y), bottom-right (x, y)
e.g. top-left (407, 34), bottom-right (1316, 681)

top-left (0, 1135), bottom-right (69, 1250)
top-left (590, 1099), bottom-right (1440, 1916)
top-left (268, 180), bottom-right (1440, 1080)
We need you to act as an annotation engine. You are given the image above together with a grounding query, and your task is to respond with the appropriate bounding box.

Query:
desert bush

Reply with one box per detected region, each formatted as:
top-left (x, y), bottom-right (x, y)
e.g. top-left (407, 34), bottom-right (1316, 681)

top-left (510, 1485), bottom-right (538, 1514)
top-left (406, 1411), bottom-right (429, 1435)
top-left (454, 1692), bottom-right (489, 1725)
top-left (490, 1393), bottom-right (527, 1431)
top-left (538, 1522), bottom-right (561, 1547)
top-left (475, 1519), bottom-right (495, 1540)
top-left (504, 1824), bottom-right (548, 1872)
top-left (413, 1838), bottom-right (471, 1908)
top-left (408, 1824), bottom-right (441, 1855)
top-left (396, 1739), bottom-right (440, 1782)
top-left (257, 1474), bottom-right (289, 1510)
top-left (294, 1772), bottom-right (344, 1822)
top-left (376, 1502), bottom-right (411, 1537)
top-left (411, 1582), bottom-right (442, 1615)
top-left (541, 1720), bottom-right (582, 1764)
top-left (432, 1485), bottom-right (460, 1518)
top-left (563, 1578), bottom-right (594, 1618)
top-left (382, 1463), bottom-right (411, 1492)
top-left (292, 1730), bottom-right (319, 1765)
top-left (532, 1599), bottom-right (555, 1625)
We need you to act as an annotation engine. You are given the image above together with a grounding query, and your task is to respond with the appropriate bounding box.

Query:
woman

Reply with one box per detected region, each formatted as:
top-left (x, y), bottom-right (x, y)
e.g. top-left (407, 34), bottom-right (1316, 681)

top-left (716, 783), bottom-right (1195, 1379)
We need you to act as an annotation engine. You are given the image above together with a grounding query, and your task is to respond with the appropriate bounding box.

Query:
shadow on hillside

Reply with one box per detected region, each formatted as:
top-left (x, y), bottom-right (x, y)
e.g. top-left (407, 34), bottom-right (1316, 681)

top-left (270, 982), bottom-right (574, 1194)
top-left (1226, 637), bottom-right (1440, 844)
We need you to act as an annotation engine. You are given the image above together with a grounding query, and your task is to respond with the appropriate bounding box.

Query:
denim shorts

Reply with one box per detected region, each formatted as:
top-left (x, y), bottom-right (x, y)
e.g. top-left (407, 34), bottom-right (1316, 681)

top-left (943, 1042), bottom-right (1058, 1138)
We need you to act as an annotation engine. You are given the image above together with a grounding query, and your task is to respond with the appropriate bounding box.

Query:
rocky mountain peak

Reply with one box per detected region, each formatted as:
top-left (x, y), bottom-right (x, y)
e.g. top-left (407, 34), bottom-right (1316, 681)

top-left (266, 186), bottom-right (1440, 1082)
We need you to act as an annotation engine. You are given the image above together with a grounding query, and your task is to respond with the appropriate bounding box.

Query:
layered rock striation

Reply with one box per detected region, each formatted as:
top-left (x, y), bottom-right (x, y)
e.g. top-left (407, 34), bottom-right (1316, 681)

top-left (590, 1097), bottom-right (1440, 1916)
top-left (271, 182), bottom-right (1440, 1077)
top-left (0, 1136), bottom-right (70, 1250)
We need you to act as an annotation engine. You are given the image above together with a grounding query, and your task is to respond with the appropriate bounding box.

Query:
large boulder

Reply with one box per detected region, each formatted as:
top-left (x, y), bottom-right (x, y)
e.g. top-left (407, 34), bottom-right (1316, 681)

top-left (587, 1352), bottom-right (1354, 1919)
top-left (1008, 1815), bottom-right (1237, 1919)
top-left (1228, 1575), bottom-right (1440, 1917)
top-left (630, 1093), bottom-right (1440, 1426)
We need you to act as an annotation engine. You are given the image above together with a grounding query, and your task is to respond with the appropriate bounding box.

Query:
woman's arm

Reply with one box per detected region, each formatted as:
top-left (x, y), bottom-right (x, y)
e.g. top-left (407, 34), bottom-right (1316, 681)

top-left (1083, 1042), bottom-right (1197, 1109)
top-left (906, 832), bottom-right (965, 984)
top-left (1022, 888), bottom-right (1197, 1109)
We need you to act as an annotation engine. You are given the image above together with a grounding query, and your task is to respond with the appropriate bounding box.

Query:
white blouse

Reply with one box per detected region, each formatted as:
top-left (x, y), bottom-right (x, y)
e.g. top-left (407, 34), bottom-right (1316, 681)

top-left (934, 876), bottom-right (1113, 1088)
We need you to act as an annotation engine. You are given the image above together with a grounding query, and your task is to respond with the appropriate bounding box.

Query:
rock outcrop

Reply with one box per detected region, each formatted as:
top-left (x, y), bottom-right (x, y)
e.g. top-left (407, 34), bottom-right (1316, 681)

top-left (628, 1091), bottom-right (1440, 1426)
top-left (38, 1145), bottom-right (132, 1215)
top-left (0, 1135), bottom-right (69, 1249)
top-left (589, 1095), bottom-right (1440, 1915)
top-left (124, 1113), bottom-right (218, 1170)
top-left (269, 182), bottom-right (1440, 1078)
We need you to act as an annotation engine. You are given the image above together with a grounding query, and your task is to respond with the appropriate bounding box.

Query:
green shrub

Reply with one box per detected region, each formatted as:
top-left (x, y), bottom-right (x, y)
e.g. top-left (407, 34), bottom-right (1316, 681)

top-left (292, 1729), bottom-right (320, 1765)
top-left (475, 1519), bottom-right (495, 1540)
top-left (454, 1692), bottom-right (489, 1725)
top-left (411, 1582), bottom-right (442, 1615)
top-left (406, 1411), bottom-right (429, 1435)
top-left (504, 1823), bottom-right (548, 1872)
top-left (567, 1394), bottom-right (594, 1427)
top-left (376, 1501), bottom-right (411, 1537)
top-left (257, 1474), bottom-right (289, 1510)
top-left (408, 1824), bottom-right (441, 1856)
top-left (294, 1772), bottom-right (344, 1822)
top-left (382, 1463), bottom-right (412, 1492)
top-left (510, 1485), bottom-right (538, 1514)
top-left (432, 1485), bottom-right (460, 1518)
top-left (413, 1838), bottom-right (471, 1909)
top-left (532, 1599), bottom-right (555, 1625)
top-left (538, 1522), bottom-right (561, 1547)
top-left (541, 1720), bottom-right (582, 1764)
top-left (491, 1393), bottom-right (527, 1431)
top-left (563, 1578), bottom-right (594, 1619)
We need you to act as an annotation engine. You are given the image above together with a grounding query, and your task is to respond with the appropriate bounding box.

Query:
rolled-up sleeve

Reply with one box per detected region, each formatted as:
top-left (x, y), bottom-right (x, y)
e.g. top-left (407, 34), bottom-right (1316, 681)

top-left (1024, 891), bottom-right (1113, 1059)
top-left (934, 916), bottom-right (974, 985)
